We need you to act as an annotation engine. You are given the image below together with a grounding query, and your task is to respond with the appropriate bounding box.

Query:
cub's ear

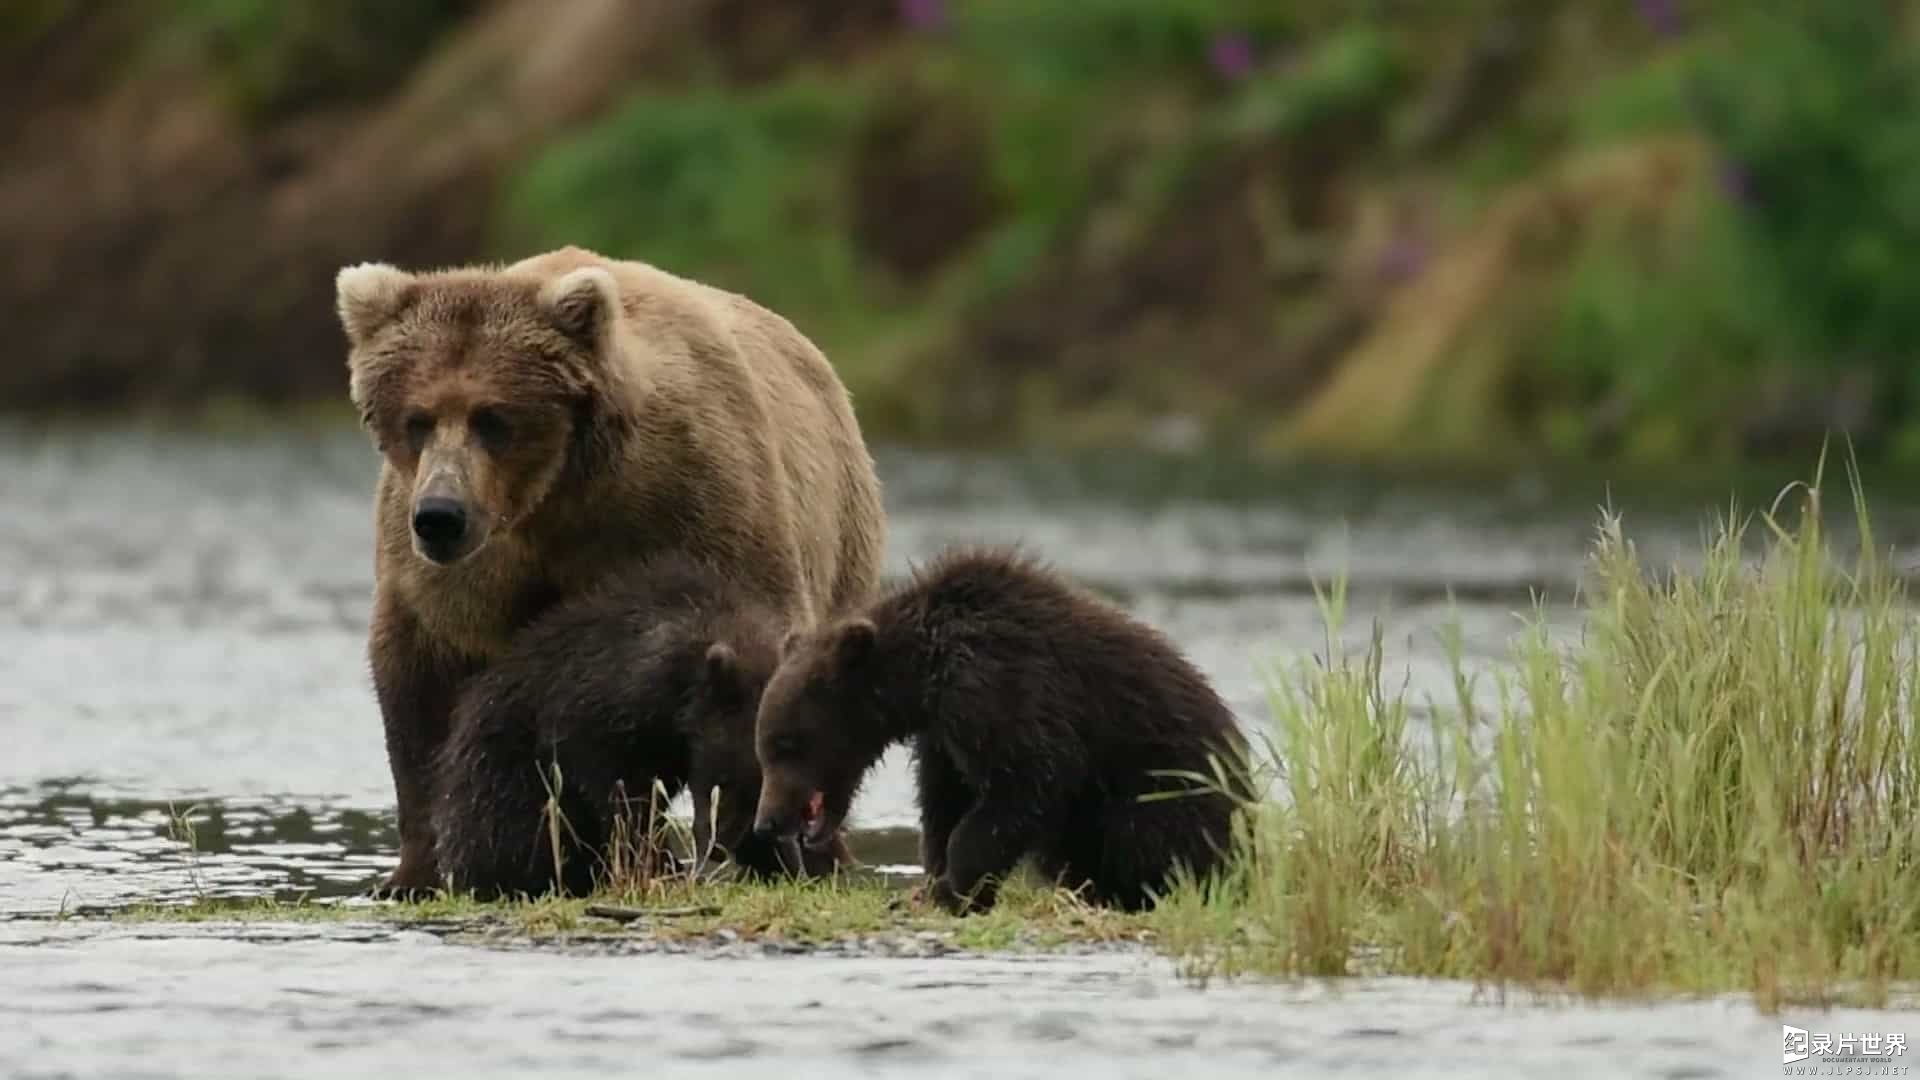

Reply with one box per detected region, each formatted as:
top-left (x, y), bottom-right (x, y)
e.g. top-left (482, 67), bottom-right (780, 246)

top-left (539, 267), bottom-right (619, 345)
top-left (335, 262), bottom-right (415, 345)
top-left (704, 642), bottom-right (743, 699)
top-left (834, 618), bottom-right (877, 668)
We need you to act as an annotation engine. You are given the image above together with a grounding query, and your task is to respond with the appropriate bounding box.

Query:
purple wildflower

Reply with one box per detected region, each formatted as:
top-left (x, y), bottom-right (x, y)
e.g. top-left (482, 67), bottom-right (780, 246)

top-left (899, 0), bottom-right (946, 31)
top-left (1716, 158), bottom-right (1758, 206)
top-left (1378, 233), bottom-right (1430, 285)
top-left (1636, 0), bottom-right (1684, 38)
top-left (1209, 32), bottom-right (1256, 80)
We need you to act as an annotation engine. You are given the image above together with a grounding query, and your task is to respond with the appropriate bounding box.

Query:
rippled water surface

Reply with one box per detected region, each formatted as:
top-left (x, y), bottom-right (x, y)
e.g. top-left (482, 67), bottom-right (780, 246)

top-left (4, 427), bottom-right (1916, 1077)
top-left (5, 918), bottom-right (1887, 1080)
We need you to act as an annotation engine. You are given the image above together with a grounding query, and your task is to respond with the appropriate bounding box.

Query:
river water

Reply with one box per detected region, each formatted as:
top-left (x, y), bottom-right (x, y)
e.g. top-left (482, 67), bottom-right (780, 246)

top-left (2, 426), bottom-right (1914, 1078)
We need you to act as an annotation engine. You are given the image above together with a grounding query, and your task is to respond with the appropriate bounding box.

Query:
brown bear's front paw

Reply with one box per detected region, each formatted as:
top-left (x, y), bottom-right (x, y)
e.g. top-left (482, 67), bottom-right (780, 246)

top-left (369, 881), bottom-right (442, 902)
top-left (369, 859), bottom-right (442, 901)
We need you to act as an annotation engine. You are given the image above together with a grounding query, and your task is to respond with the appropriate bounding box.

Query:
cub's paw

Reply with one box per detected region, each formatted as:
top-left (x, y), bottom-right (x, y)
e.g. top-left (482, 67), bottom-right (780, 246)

top-left (887, 880), bottom-right (939, 913)
top-left (927, 877), bottom-right (991, 916)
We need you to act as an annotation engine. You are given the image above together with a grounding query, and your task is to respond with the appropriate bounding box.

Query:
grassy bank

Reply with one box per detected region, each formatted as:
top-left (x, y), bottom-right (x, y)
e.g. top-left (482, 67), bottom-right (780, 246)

top-left (1151, 457), bottom-right (1920, 1011)
top-left (116, 876), bottom-right (1149, 953)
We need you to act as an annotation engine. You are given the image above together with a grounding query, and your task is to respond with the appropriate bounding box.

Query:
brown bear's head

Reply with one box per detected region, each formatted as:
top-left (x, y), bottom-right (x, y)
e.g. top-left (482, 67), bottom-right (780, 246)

top-left (687, 636), bottom-right (812, 878)
top-left (751, 617), bottom-right (886, 853)
top-left (334, 261), bottom-right (625, 567)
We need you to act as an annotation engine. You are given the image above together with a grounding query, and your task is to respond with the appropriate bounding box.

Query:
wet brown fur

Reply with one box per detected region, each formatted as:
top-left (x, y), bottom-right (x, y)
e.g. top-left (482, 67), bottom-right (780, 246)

top-left (338, 245), bottom-right (885, 896)
top-left (431, 551), bottom-right (851, 901)
top-left (753, 547), bottom-right (1251, 914)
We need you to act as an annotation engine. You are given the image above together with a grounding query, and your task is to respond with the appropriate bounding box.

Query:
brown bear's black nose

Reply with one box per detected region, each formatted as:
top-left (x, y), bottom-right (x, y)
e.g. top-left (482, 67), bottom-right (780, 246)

top-left (411, 497), bottom-right (468, 549)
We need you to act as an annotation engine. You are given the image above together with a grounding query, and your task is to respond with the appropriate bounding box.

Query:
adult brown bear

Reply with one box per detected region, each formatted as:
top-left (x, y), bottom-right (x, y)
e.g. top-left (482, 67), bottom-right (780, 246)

top-left (335, 245), bottom-right (885, 897)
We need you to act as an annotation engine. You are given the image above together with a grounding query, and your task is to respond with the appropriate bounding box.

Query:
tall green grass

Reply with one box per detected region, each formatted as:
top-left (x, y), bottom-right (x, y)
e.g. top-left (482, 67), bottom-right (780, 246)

top-left (1154, 460), bottom-right (1920, 1010)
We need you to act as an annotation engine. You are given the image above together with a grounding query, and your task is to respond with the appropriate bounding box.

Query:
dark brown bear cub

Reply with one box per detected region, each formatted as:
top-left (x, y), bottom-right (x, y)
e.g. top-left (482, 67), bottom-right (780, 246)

top-left (432, 553), bottom-right (847, 900)
top-left (752, 547), bottom-right (1249, 913)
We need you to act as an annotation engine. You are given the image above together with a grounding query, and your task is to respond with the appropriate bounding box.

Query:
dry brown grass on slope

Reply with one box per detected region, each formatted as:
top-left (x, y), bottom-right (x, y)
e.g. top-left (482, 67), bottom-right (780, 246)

top-left (1279, 135), bottom-right (1708, 460)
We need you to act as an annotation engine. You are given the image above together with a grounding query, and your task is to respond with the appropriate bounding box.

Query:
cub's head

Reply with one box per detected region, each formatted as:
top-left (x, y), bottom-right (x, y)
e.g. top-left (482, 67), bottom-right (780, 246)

top-left (751, 618), bottom-right (886, 853)
top-left (335, 261), bottom-right (625, 566)
top-left (686, 636), bottom-right (792, 876)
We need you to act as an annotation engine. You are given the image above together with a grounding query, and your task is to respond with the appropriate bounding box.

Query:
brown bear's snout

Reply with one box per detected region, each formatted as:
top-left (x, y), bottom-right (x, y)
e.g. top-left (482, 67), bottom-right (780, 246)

top-left (410, 496), bottom-right (471, 564)
top-left (752, 807), bottom-right (789, 840)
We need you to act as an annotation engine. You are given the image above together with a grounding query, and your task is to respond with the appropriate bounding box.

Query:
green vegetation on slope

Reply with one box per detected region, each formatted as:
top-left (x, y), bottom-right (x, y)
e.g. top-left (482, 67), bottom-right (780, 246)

top-left (494, 3), bottom-right (1920, 463)
top-left (159, 0), bottom-right (482, 123)
top-left (498, 3), bottom-right (1409, 442)
top-left (14, 5), bottom-right (1920, 463)
top-left (498, 76), bottom-right (890, 387)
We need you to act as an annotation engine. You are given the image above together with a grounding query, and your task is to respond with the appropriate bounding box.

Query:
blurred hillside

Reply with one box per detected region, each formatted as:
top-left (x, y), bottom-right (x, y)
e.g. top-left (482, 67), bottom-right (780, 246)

top-left (4, 1), bottom-right (1918, 465)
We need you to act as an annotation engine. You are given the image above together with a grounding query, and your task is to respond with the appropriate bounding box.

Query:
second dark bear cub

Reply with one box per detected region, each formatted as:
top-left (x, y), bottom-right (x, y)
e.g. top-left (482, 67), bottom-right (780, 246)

top-left (432, 552), bottom-right (847, 900)
top-left (752, 547), bottom-right (1250, 913)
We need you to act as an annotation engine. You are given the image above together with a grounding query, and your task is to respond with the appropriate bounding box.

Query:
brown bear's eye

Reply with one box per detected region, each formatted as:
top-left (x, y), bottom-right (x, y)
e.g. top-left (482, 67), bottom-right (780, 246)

top-left (769, 733), bottom-right (805, 760)
top-left (403, 412), bottom-right (433, 452)
top-left (470, 407), bottom-right (512, 453)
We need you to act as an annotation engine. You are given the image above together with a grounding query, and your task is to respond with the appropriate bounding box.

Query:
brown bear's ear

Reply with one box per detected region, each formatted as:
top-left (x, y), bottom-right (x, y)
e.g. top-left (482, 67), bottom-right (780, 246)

top-left (539, 267), bottom-right (619, 347)
top-left (835, 618), bottom-right (877, 667)
top-left (335, 263), bottom-right (416, 345)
